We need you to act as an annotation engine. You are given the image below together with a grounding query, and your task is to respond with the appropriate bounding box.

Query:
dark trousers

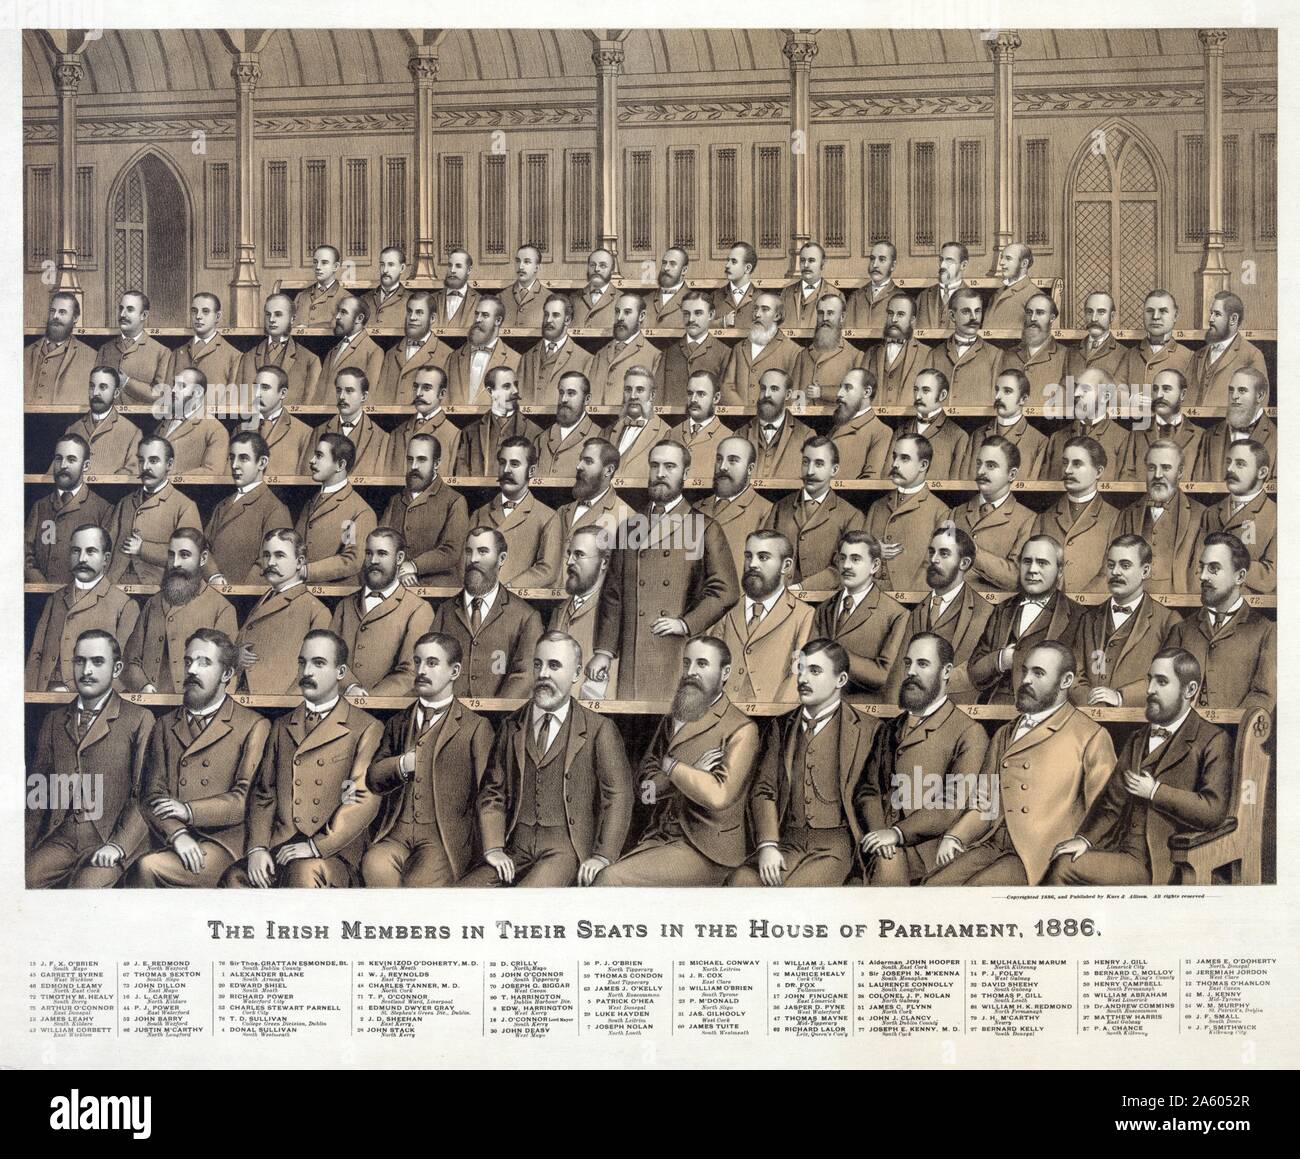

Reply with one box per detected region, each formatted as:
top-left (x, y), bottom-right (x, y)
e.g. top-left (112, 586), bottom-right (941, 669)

top-left (1044, 849), bottom-right (1149, 886)
top-left (458, 823), bottom-right (579, 888)
top-left (726, 824), bottom-right (855, 886)
top-left (924, 823), bottom-right (1029, 886)
top-left (363, 818), bottom-right (456, 887)
top-left (27, 816), bottom-right (124, 889)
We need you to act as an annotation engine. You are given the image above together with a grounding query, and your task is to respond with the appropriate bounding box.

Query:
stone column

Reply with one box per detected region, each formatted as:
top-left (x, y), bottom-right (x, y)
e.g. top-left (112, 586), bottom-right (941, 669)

top-left (229, 52), bottom-right (262, 326)
top-left (1197, 28), bottom-right (1231, 321)
top-left (784, 31), bottom-right (818, 275)
top-left (988, 30), bottom-right (1022, 270)
top-left (52, 52), bottom-right (84, 304)
top-left (408, 46), bottom-right (440, 287)
top-left (591, 37), bottom-right (625, 258)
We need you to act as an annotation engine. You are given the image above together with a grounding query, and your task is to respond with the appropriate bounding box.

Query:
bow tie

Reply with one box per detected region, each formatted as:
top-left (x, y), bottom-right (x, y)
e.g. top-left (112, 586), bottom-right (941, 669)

top-left (1150, 726), bottom-right (1172, 740)
top-left (500, 500), bottom-right (517, 512)
top-left (1111, 604), bottom-right (1134, 616)
top-left (472, 345), bottom-right (492, 355)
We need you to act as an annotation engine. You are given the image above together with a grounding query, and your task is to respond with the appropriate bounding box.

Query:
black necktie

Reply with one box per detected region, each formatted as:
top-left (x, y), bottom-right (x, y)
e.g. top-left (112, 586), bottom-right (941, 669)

top-left (76, 708), bottom-right (99, 741)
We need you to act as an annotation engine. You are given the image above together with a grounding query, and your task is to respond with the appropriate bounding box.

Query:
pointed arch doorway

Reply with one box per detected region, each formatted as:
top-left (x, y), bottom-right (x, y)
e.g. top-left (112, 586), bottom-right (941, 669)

top-left (105, 150), bottom-right (193, 326)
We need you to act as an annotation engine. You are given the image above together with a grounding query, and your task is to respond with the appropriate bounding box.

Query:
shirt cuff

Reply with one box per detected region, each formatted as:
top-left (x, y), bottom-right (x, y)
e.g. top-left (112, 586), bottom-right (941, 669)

top-left (247, 846), bottom-right (268, 856)
top-left (757, 841), bottom-right (779, 852)
top-left (307, 837), bottom-right (321, 859)
top-left (661, 755), bottom-right (678, 776)
top-left (891, 826), bottom-right (905, 847)
top-left (168, 829), bottom-right (191, 848)
top-left (106, 843), bottom-right (125, 861)
top-left (399, 751), bottom-right (415, 777)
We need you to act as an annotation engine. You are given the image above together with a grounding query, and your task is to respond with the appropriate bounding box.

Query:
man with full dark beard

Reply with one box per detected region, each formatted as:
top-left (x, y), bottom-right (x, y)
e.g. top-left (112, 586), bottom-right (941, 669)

top-left (587, 292), bottom-right (663, 405)
top-left (1188, 289), bottom-right (1269, 406)
top-left (586, 441), bottom-right (739, 700)
top-left (446, 296), bottom-right (522, 406)
top-left (221, 629), bottom-right (382, 888)
top-left (595, 637), bottom-right (759, 886)
top-left (715, 530), bottom-right (814, 705)
top-left (1047, 649), bottom-right (1233, 887)
top-left (793, 290), bottom-right (864, 400)
top-left (375, 290), bottom-right (451, 405)
top-left (829, 367), bottom-right (892, 480)
top-left (729, 638), bottom-right (876, 886)
top-left (858, 633), bottom-right (989, 885)
top-left (696, 435), bottom-right (773, 575)
top-left (430, 527), bottom-right (545, 699)
top-left (130, 629), bottom-right (269, 888)
top-left (61, 364), bottom-right (142, 476)
top-left (738, 368), bottom-right (815, 479)
top-left (925, 640), bottom-right (1114, 886)
top-left (25, 433), bottom-right (111, 584)
top-left (549, 527), bottom-right (613, 691)
top-left (534, 370), bottom-right (601, 478)
top-left (317, 295), bottom-right (385, 405)
top-left (464, 632), bottom-right (632, 888)
top-left (329, 529), bottom-right (435, 697)
top-left (539, 437), bottom-right (631, 578)
top-left (121, 529), bottom-right (237, 693)
top-left (380, 431), bottom-right (469, 587)
top-left (996, 291), bottom-right (1069, 405)
top-left (646, 246), bottom-right (690, 326)
top-left (25, 291), bottom-right (98, 403)
top-left (431, 247), bottom-right (481, 326)
top-left (865, 292), bottom-right (925, 407)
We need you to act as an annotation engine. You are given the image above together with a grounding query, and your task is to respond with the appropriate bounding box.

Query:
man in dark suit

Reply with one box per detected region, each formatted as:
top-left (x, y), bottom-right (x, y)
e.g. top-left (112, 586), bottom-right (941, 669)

top-left (454, 367), bottom-right (542, 477)
top-left (712, 242), bottom-right (759, 329)
top-left (25, 291), bottom-right (99, 404)
top-left (698, 436), bottom-right (773, 574)
top-left (246, 365), bottom-right (315, 477)
top-left (863, 434), bottom-right (953, 591)
top-left (646, 246), bottom-right (691, 327)
top-left (239, 293), bottom-right (321, 404)
top-left (739, 368), bottom-right (815, 479)
top-left (1065, 291), bottom-right (1127, 383)
top-left (363, 632), bottom-right (495, 887)
top-left (26, 630), bottom-right (154, 888)
top-left (381, 432), bottom-right (468, 587)
top-left (463, 631), bottom-right (634, 887)
top-left (728, 639), bottom-right (876, 886)
top-left (61, 365), bottom-right (142, 476)
top-left (519, 294), bottom-right (592, 403)
top-left (1043, 367), bottom-right (1131, 482)
top-left (317, 295), bottom-right (385, 405)
top-left (548, 527), bottom-right (612, 690)
top-left (925, 288), bottom-right (1001, 407)
top-left (1122, 368), bottom-right (1203, 481)
top-left (780, 241), bottom-right (836, 329)
top-left (890, 367), bottom-right (969, 480)
top-left (534, 371), bottom-right (602, 479)
top-left (154, 367), bottom-right (229, 476)
top-left (1032, 434), bottom-right (1120, 594)
top-left (882, 526), bottom-right (995, 704)
top-left (1070, 533), bottom-right (1179, 708)
top-left (811, 530), bottom-right (909, 701)
top-left (847, 241), bottom-right (901, 329)
top-left (429, 527), bottom-right (546, 699)
top-left (762, 436), bottom-right (865, 590)
top-left (295, 433), bottom-right (379, 582)
top-left (166, 293), bottom-right (241, 390)
top-left (586, 441), bottom-right (740, 700)
top-left (668, 370), bottom-right (732, 475)
top-left (361, 245), bottom-right (411, 330)
top-left (25, 433), bottom-right (111, 584)
top-left (445, 296), bottom-right (523, 406)
top-left (313, 367), bottom-right (391, 477)
top-left (222, 629), bottom-right (383, 888)
top-left (430, 249), bottom-right (480, 328)
top-left (1199, 439), bottom-right (1276, 593)
top-left (595, 636), bottom-right (760, 886)
top-left (1163, 532), bottom-right (1275, 715)
top-left (1115, 439), bottom-right (1204, 594)
top-left (470, 436), bottom-right (560, 590)
top-left (1194, 366), bottom-right (1275, 483)
top-left (1048, 649), bottom-right (1233, 886)
top-left (966, 534), bottom-right (1084, 704)
top-left (128, 629), bottom-right (269, 888)
top-left (865, 293), bottom-right (926, 406)
top-left (104, 436), bottom-right (202, 585)
top-left (1189, 291), bottom-right (1269, 406)
top-left (587, 293), bottom-right (664, 406)
top-left (386, 365), bottom-right (462, 477)
top-left (951, 436), bottom-right (1037, 590)
top-left (660, 290), bottom-right (731, 407)
top-left (101, 290), bottom-right (171, 404)
top-left (858, 632), bottom-right (990, 884)
top-left (830, 367), bottom-right (892, 480)
top-left (203, 432), bottom-right (292, 584)
top-left (538, 437), bottom-right (632, 576)
top-left (961, 366), bottom-right (1048, 480)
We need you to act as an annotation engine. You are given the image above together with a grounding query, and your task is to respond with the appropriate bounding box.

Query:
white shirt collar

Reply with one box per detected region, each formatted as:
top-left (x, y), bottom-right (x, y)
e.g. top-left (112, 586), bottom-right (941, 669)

top-left (744, 587), bottom-right (785, 618)
top-left (188, 693), bottom-right (227, 720)
top-left (364, 577), bottom-right (401, 602)
top-left (910, 693), bottom-right (949, 723)
top-left (193, 331), bottom-right (217, 346)
top-left (1231, 487), bottom-right (1263, 509)
top-left (75, 689), bottom-right (113, 714)
top-left (896, 481), bottom-right (926, 496)
top-left (465, 583), bottom-right (501, 617)
top-left (531, 697), bottom-right (572, 729)
top-left (799, 487), bottom-right (830, 505)
top-left (840, 582), bottom-right (874, 609)
top-left (304, 694), bottom-right (340, 716)
top-left (236, 479), bottom-right (263, 497)
top-left (321, 477), bottom-right (349, 495)
top-left (417, 694), bottom-right (454, 714)
top-left (801, 698), bottom-right (841, 729)
top-left (57, 481), bottom-right (84, 500)
top-left (981, 489), bottom-right (1011, 510)
top-left (262, 406), bottom-right (284, 423)
top-left (1068, 488), bottom-right (1098, 505)
top-left (73, 573), bottom-right (104, 592)
top-left (143, 478), bottom-right (171, 497)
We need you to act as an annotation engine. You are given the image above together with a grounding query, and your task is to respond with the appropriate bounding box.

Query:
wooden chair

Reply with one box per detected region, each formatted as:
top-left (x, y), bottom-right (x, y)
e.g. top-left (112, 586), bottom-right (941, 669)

top-left (1169, 708), bottom-right (1272, 885)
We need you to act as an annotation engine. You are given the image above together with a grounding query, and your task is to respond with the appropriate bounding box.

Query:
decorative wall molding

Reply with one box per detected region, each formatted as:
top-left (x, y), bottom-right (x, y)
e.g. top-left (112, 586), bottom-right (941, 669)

top-left (618, 100), bottom-right (788, 123)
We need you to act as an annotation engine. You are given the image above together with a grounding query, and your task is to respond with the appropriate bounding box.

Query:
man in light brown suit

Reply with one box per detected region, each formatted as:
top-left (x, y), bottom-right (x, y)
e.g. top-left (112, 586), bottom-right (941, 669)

top-left (881, 526), bottom-right (995, 704)
top-left (659, 290), bottom-right (731, 407)
top-left (25, 291), bottom-right (98, 404)
top-left (811, 530), bottom-right (910, 701)
top-left (716, 530), bottom-right (815, 705)
top-left (739, 368), bottom-right (815, 480)
top-left (246, 366), bottom-right (315, 478)
top-left (1122, 368), bottom-right (1203, 481)
top-left (721, 292), bottom-right (801, 406)
top-left (1193, 366), bottom-right (1276, 483)
top-left (548, 527), bottom-right (613, 689)
top-left (1032, 434), bottom-right (1120, 594)
top-left (1163, 532), bottom-right (1275, 716)
top-left (293, 245), bottom-right (350, 328)
top-left (762, 436), bottom-right (865, 591)
top-left (445, 296), bottom-right (523, 406)
top-left (586, 442), bottom-right (741, 700)
top-left (829, 367), bottom-right (892, 479)
top-left (780, 242), bottom-right (837, 329)
top-left (238, 292), bottom-right (321, 404)
top-left (1048, 650), bottom-right (1234, 886)
top-left (203, 432), bottom-right (293, 584)
top-left (61, 367), bottom-right (142, 477)
top-left (430, 249), bottom-right (480, 327)
top-left (533, 370), bottom-right (602, 479)
top-left (730, 638), bottom-right (877, 886)
top-left (360, 246), bottom-right (411, 330)
top-left (926, 640), bottom-right (1115, 885)
top-left (429, 528), bottom-right (546, 699)
top-left (377, 292), bottom-right (452, 405)
top-left (864, 434), bottom-right (953, 591)
top-left (155, 368), bottom-right (229, 475)
top-left (317, 296), bottom-right (385, 406)
top-left (25, 433), bottom-right (111, 584)
top-left (996, 292), bottom-right (1069, 404)
top-left (984, 243), bottom-right (1039, 329)
top-left (464, 631), bottom-right (633, 888)
top-left (1121, 290), bottom-right (1196, 391)
top-left (606, 367), bottom-right (673, 481)
top-left (712, 242), bottom-right (759, 329)
top-left (646, 247), bottom-right (691, 327)
top-left (453, 367), bottom-right (542, 477)
top-left (386, 366), bottom-right (463, 477)
top-left (1069, 533), bottom-right (1179, 709)
top-left (295, 433), bottom-right (379, 582)
top-left (847, 241), bottom-right (901, 330)
top-left (329, 529), bottom-right (435, 697)
top-left (571, 248), bottom-right (617, 328)
top-left (859, 633), bottom-right (990, 884)
top-left (222, 630), bottom-right (382, 888)
top-left (952, 436), bottom-right (1040, 591)
top-left (314, 367), bottom-right (391, 477)
top-left (865, 293), bottom-right (926, 406)
top-left (363, 632), bottom-right (495, 887)
top-left (1199, 439), bottom-right (1275, 594)
top-left (129, 629), bottom-right (269, 888)
top-left (26, 630), bottom-right (154, 888)
top-left (793, 290), bottom-right (863, 399)
top-left (236, 530), bottom-right (331, 695)
top-left (100, 290), bottom-right (170, 404)
top-left (1065, 291), bottom-right (1127, 383)
top-left (586, 293), bottom-right (664, 406)
top-left (104, 436), bottom-right (202, 585)
top-left (381, 431), bottom-right (468, 587)
top-left (1042, 367), bottom-right (1131, 482)
top-left (961, 367), bottom-right (1047, 480)
top-left (470, 436), bottom-right (560, 590)
top-left (26, 525), bottom-right (139, 692)
top-left (668, 370), bottom-right (732, 474)
top-left (698, 436), bottom-right (773, 575)
top-left (925, 287), bottom-right (1002, 407)
top-left (500, 245), bottom-right (547, 329)
top-left (518, 294), bottom-right (592, 404)
top-left (890, 367), bottom-right (969, 480)
top-left (122, 529), bottom-right (239, 693)
top-left (595, 636), bottom-right (760, 886)
top-left (1115, 440), bottom-right (1204, 594)
top-left (166, 293), bottom-right (241, 391)
top-left (1189, 291), bottom-right (1269, 406)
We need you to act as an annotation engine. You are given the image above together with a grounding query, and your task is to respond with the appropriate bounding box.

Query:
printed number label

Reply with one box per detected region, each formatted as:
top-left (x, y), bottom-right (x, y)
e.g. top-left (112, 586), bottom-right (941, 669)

top-left (1035, 919), bottom-right (1098, 937)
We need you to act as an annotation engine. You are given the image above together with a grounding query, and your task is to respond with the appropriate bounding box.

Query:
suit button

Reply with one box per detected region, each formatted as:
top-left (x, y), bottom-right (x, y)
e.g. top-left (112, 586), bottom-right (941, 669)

top-left (312, 816), bottom-right (319, 824)
top-left (1022, 762), bottom-right (1029, 769)
top-left (317, 758), bottom-right (325, 766)
top-left (294, 757), bottom-right (300, 766)
top-left (202, 759), bottom-right (210, 767)
top-left (201, 778), bottom-right (209, 786)
top-left (1002, 761), bottom-right (1009, 768)
top-left (294, 778), bottom-right (301, 786)
top-left (639, 611), bottom-right (645, 618)
top-left (1020, 806), bottom-right (1028, 813)
top-left (181, 758), bottom-right (188, 767)
top-left (313, 798), bottom-right (320, 805)
top-left (315, 777), bottom-right (323, 785)
top-left (638, 580), bottom-right (646, 587)
top-left (1021, 784), bottom-right (1029, 791)
top-left (179, 777), bottom-right (187, 787)
top-left (663, 579), bottom-right (671, 586)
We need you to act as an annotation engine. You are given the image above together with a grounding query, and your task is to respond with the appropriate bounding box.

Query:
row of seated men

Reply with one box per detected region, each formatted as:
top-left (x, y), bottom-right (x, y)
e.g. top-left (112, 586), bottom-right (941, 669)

top-left (24, 622), bottom-right (1253, 890)
top-left (24, 443), bottom-right (1275, 721)
top-left (23, 239), bottom-right (1271, 411)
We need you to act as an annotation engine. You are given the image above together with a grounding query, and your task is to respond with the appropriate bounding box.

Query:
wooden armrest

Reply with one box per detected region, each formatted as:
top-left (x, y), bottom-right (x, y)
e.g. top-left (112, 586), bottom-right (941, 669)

top-left (1168, 819), bottom-right (1238, 852)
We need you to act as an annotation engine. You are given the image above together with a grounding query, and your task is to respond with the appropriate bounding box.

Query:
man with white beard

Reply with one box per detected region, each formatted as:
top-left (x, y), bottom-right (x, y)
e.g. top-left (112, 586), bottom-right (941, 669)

top-left (1193, 365), bottom-right (1276, 482)
top-left (605, 367), bottom-right (672, 480)
top-left (1115, 440), bottom-right (1204, 593)
top-left (793, 290), bottom-right (864, 399)
top-left (445, 296), bottom-right (522, 406)
top-left (595, 636), bottom-right (760, 886)
top-left (464, 632), bottom-right (633, 888)
top-left (721, 291), bottom-right (801, 405)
